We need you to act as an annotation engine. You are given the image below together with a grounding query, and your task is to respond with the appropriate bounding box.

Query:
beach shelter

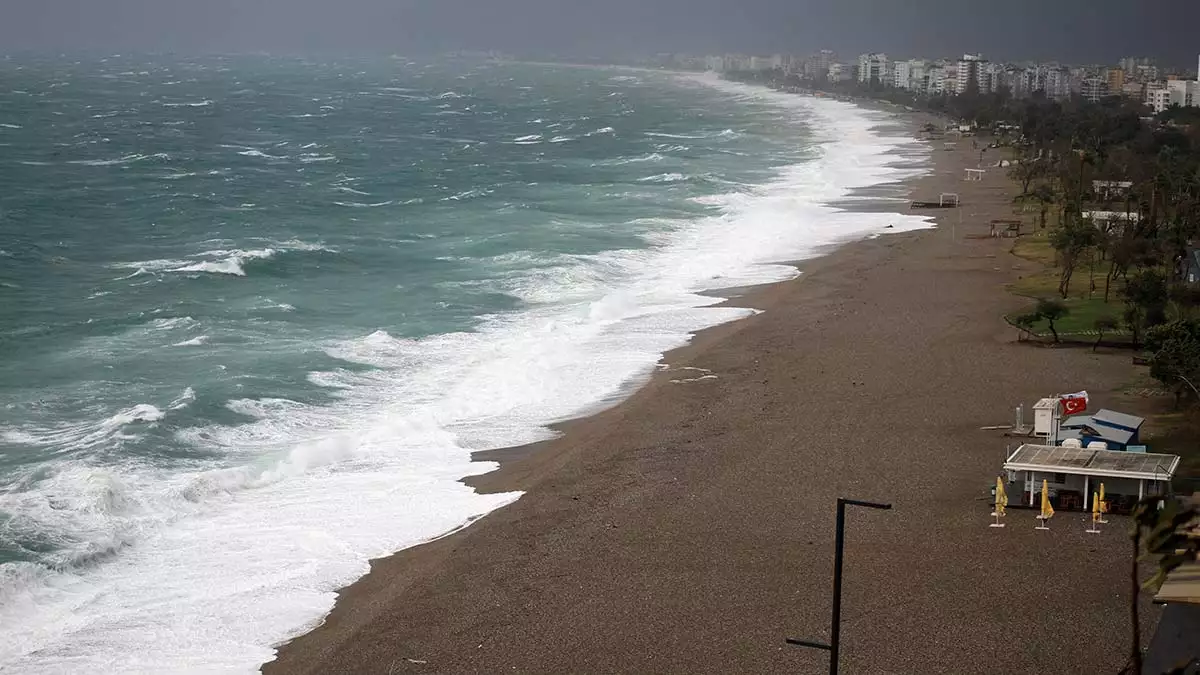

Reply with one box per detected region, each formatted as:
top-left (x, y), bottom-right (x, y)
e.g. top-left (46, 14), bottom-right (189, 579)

top-left (991, 477), bottom-right (1008, 528)
top-left (1036, 479), bottom-right (1054, 530)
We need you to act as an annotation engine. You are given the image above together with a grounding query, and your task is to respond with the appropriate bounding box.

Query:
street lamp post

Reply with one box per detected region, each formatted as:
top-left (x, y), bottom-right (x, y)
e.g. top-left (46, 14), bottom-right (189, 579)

top-left (787, 497), bottom-right (892, 675)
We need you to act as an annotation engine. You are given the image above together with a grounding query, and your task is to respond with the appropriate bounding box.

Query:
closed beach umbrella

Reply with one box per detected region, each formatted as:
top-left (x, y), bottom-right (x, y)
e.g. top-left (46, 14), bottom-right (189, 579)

top-left (1092, 492), bottom-right (1100, 520)
top-left (1040, 479), bottom-right (1054, 521)
top-left (995, 476), bottom-right (1008, 516)
top-left (1099, 483), bottom-right (1107, 514)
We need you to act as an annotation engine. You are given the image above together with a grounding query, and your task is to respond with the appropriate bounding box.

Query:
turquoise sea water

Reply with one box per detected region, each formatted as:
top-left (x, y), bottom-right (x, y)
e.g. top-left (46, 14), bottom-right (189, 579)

top-left (0, 55), bottom-right (931, 672)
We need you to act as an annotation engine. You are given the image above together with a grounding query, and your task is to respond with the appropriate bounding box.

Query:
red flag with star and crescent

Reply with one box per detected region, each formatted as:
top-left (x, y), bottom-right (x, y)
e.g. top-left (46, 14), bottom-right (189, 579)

top-left (1060, 391), bottom-right (1088, 416)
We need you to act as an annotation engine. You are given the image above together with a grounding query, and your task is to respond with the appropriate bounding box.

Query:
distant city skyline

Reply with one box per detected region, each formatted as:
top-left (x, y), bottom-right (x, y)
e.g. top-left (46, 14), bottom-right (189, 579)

top-left (1, 0), bottom-right (1197, 69)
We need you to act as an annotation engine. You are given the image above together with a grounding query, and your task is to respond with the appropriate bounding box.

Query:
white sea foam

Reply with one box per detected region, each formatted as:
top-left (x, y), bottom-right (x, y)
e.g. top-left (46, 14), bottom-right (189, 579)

top-left (237, 149), bottom-right (285, 160)
top-left (112, 241), bottom-right (332, 279)
top-left (644, 131), bottom-right (706, 139)
top-left (0, 76), bottom-right (932, 674)
top-left (170, 335), bottom-right (208, 347)
top-left (161, 99), bottom-right (213, 108)
top-left (637, 172), bottom-right (688, 183)
top-left (68, 154), bottom-right (166, 167)
top-left (168, 388), bottom-right (196, 410)
top-left (0, 123), bottom-right (22, 129)
top-left (0, 404), bottom-right (166, 456)
top-left (333, 200), bottom-right (393, 208)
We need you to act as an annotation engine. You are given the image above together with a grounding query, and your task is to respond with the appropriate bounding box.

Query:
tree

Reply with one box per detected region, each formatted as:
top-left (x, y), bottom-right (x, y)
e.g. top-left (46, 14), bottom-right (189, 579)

top-left (1029, 183), bottom-right (1057, 230)
top-left (1123, 497), bottom-right (1200, 675)
top-left (1008, 153), bottom-right (1046, 195)
top-left (1013, 312), bottom-right (1039, 341)
top-left (1169, 284), bottom-right (1200, 318)
top-left (1035, 298), bottom-right (1069, 343)
top-left (1124, 269), bottom-right (1170, 340)
top-left (1049, 217), bottom-right (1099, 298)
top-left (1124, 305), bottom-right (1146, 349)
top-left (1093, 316), bottom-right (1120, 352)
top-left (1145, 319), bottom-right (1200, 402)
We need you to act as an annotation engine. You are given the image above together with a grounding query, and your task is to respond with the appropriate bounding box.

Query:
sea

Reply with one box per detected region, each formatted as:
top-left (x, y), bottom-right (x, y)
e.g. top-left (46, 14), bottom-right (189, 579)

top-left (0, 54), bottom-right (932, 673)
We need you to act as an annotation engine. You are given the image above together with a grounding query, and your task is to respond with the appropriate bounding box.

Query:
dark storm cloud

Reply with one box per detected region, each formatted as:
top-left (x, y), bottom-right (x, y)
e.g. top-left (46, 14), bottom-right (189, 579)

top-left (2, 0), bottom-right (1197, 66)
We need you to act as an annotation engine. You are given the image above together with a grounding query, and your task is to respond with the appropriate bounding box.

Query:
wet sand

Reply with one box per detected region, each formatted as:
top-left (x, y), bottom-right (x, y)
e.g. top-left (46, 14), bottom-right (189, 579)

top-left (265, 114), bottom-right (1153, 674)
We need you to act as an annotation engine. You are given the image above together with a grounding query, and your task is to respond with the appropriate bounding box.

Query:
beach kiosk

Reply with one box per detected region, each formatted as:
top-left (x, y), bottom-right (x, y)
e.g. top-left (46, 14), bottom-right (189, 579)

top-left (1003, 444), bottom-right (1179, 514)
top-left (1032, 398), bottom-right (1060, 440)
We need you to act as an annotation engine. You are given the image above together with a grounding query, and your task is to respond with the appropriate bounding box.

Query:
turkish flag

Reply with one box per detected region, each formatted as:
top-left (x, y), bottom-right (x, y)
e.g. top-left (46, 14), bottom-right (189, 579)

top-left (1060, 391), bottom-right (1088, 416)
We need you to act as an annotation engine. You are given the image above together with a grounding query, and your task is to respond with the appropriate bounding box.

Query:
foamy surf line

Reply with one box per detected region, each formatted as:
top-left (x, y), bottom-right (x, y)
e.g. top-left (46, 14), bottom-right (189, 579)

top-left (0, 75), bottom-right (932, 675)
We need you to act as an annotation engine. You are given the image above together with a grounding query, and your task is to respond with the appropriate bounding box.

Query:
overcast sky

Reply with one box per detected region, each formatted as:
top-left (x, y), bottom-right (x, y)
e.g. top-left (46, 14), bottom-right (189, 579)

top-left (2, 0), bottom-right (1197, 67)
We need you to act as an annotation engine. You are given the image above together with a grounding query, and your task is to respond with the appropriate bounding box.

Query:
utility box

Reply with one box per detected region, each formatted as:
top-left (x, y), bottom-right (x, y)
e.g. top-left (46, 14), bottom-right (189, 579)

top-left (1033, 398), bottom-right (1060, 438)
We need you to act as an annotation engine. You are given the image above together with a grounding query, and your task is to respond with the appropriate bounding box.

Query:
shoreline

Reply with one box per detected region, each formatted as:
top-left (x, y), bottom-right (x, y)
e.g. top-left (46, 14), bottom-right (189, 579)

top-left (265, 106), bottom-right (1153, 673)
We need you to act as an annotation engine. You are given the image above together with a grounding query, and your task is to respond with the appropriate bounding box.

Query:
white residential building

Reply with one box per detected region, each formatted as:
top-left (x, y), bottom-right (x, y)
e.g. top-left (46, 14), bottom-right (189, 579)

top-left (955, 54), bottom-right (986, 94)
top-left (722, 54), bottom-right (753, 72)
top-left (1145, 82), bottom-right (1172, 112)
top-left (892, 59), bottom-right (930, 91)
top-left (893, 60), bottom-right (911, 89)
top-left (1168, 79), bottom-right (1200, 108)
top-left (1045, 67), bottom-right (1071, 99)
top-left (704, 55), bottom-right (725, 72)
top-left (909, 60), bottom-right (929, 92)
top-left (926, 65), bottom-right (948, 95)
top-left (980, 62), bottom-right (1006, 94)
top-left (827, 62), bottom-right (853, 82)
top-left (1081, 77), bottom-right (1109, 102)
top-left (805, 49), bottom-right (834, 80)
top-left (857, 52), bottom-right (889, 84)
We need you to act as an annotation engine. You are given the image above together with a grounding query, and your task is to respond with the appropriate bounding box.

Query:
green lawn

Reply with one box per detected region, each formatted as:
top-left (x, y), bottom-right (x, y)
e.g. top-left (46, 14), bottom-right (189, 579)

top-left (1006, 233), bottom-right (1129, 340)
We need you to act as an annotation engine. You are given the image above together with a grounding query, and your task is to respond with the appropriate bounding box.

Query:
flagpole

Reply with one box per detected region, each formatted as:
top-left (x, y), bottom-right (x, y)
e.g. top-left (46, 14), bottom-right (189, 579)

top-left (1050, 395), bottom-right (1060, 446)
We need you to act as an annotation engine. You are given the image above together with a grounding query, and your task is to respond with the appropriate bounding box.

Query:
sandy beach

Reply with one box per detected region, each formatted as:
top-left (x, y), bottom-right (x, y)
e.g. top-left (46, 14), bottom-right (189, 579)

top-left (264, 110), bottom-right (1155, 674)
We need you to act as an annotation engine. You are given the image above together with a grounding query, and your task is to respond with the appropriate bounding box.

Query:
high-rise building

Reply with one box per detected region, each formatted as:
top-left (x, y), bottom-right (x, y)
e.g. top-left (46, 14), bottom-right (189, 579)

top-left (827, 63), bottom-right (852, 82)
top-left (1081, 77), bottom-right (1109, 102)
top-left (810, 50), bottom-right (834, 78)
top-left (955, 54), bottom-right (986, 94)
top-left (1106, 68), bottom-right (1126, 93)
top-left (857, 53), bottom-right (889, 84)
top-left (1145, 83), bottom-right (1172, 113)
top-left (1045, 67), bottom-right (1071, 99)
top-left (1132, 63), bottom-right (1160, 83)
top-left (926, 65), bottom-right (947, 95)
top-left (1168, 79), bottom-right (1200, 108)
top-left (893, 60), bottom-right (911, 89)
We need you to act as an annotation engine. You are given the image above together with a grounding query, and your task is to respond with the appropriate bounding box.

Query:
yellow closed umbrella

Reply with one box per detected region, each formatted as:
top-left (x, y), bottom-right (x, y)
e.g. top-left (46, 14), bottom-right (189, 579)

top-left (1098, 482), bottom-right (1109, 523)
top-left (1088, 491), bottom-right (1102, 533)
top-left (1036, 479), bottom-right (1054, 529)
top-left (989, 476), bottom-right (1009, 528)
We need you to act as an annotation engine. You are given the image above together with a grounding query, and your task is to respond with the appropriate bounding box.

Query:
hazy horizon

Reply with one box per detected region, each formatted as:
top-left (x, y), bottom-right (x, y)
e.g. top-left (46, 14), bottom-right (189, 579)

top-left (1, 0), bottom-right (1197, 68)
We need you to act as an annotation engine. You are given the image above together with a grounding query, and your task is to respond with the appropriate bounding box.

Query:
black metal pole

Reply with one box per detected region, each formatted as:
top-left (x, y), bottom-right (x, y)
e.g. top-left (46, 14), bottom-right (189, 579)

top-left (789, 497), bottom-right (891, 675)
top-left (829, 499), bottom-right (846, 675)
